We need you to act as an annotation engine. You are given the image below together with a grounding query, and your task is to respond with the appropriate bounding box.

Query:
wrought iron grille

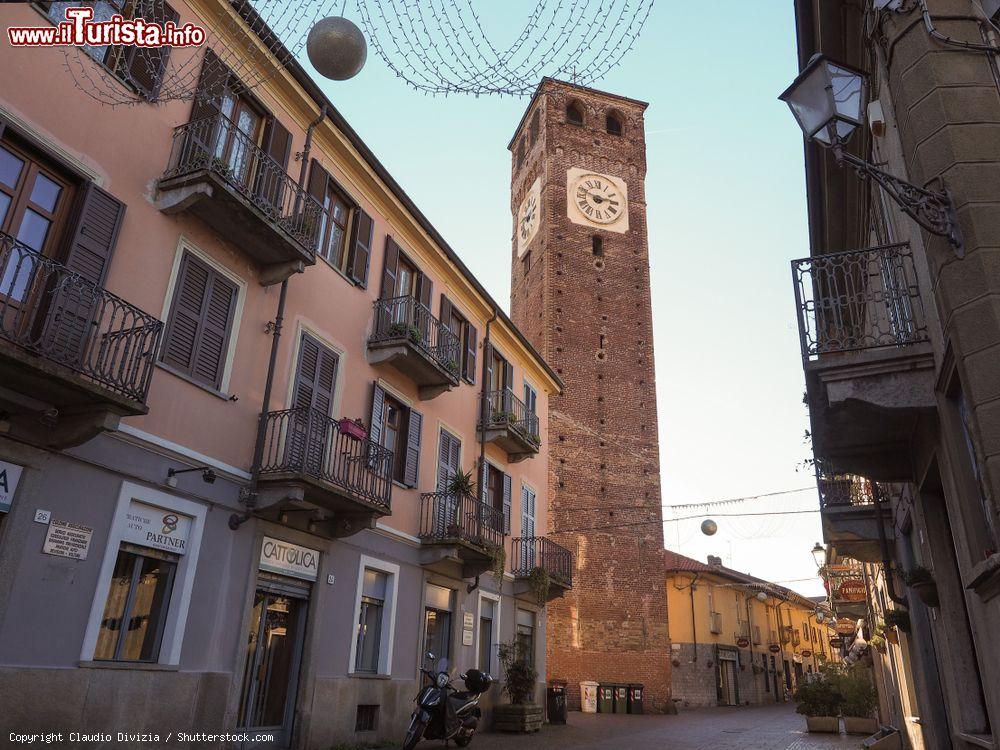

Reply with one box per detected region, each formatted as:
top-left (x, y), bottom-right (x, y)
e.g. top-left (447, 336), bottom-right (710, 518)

top-left (816, 474), bottom-right (877, 509)
top-left (480, 388), bottom-right (540, 446)
top-left (0, 232), bottom-right (162, 403)
top-left (791, 243), bottom-right (928, 358)
top-left (259, 407), bottom-right (393, 511)
top-left (163, 115), bottom-right (323, 251)
top-left (369, 295), bottom-right (461, 376)
top-left (511, 536), bottom-right (573, 585)
top-left (419, 490), bottom-right (504, 551)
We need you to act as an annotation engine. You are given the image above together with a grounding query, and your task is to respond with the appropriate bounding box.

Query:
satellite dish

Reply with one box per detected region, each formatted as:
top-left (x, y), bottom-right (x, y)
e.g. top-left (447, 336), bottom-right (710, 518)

top-left (701, 519), bottom-right (718, 536)
top-left (307, 16), bottom-right (367, 81)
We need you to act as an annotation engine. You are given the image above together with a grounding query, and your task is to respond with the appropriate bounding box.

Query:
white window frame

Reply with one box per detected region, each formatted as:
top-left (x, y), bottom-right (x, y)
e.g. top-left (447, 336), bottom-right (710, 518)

top-left (475, 591), bottom-right (501, 676)
top-left (81, 482), bottom-right (207, 665)
top-left (348, 555), bottom-right (400, 676)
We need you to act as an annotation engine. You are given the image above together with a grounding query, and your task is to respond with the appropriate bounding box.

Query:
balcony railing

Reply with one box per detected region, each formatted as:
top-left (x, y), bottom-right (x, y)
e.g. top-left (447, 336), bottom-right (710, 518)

top-left (259, 407), bottom-right (393, 512)
top-left (792, 243), bottom-right (928, 359)
top-left (163, 115), bottom-right (322, 252)
top-left (511, 536), bottom-right (573, 585)
top-left (369, 295), bottom-right (461, 376)
top-left (419, 490), bottom-right (504, 551)
top-left (817, 474), bottom-right (878, 509)
top-left (480, 388), bottom-right (540, 446)
top-left (0, 232), bottom-right (162, 403)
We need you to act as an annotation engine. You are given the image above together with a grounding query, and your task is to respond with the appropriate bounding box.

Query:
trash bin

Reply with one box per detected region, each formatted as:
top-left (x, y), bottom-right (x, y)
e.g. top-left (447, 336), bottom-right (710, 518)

top-left (547, 680), bottom-right (567, 724)
top-left (580, 681), bottom-right (599, 713)
top-left (597, 683), bottom-right (615, 713)
top-left (627, 683), bottom-right (645, 714)
top-left (613, 684), bottom-right (629, 714)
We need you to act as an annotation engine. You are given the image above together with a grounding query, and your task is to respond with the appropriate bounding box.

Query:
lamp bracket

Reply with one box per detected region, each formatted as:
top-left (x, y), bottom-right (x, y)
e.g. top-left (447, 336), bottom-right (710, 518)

top-left (834, 145), bottom-right (964, 257)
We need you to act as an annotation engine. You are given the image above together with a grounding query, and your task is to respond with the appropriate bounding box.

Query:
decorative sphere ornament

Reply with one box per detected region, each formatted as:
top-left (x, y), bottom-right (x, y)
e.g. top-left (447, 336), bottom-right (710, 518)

top-left (701, 519), bottom-right (718, 536)
top-left (756, 591), bottom-right (768, 603)
top-left (307, 17), bottom-right (367, 81)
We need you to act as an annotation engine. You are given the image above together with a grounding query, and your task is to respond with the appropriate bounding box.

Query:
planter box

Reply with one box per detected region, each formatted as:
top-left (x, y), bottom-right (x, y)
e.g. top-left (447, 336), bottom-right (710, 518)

top-left (863, 728), bottom-right (902, 749)
top-left (806, 716), bottom-right (840, 733)
top-left (494, 703), bottom-right (544, 733)
top-left (845, 716), bottom-right (879, 735)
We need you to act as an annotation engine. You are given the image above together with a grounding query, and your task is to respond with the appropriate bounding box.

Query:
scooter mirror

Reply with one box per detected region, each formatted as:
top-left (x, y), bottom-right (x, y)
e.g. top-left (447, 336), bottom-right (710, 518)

top-left (426, 652), bottom-right (436, 662)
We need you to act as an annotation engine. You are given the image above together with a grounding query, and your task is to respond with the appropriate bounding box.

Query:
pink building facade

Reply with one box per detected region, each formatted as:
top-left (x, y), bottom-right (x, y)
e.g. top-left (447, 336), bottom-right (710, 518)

top-left (0, 2), bottom-right (565, 746)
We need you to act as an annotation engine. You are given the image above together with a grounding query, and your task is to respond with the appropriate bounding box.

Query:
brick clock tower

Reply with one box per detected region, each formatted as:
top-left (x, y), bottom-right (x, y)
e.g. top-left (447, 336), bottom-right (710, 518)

top-left (508, 79), bottom-right (671, 711)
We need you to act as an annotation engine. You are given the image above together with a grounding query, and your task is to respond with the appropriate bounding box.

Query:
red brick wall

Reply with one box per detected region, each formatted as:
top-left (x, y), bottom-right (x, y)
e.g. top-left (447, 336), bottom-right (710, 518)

top-left (509, 79), bottom-right (671, 711)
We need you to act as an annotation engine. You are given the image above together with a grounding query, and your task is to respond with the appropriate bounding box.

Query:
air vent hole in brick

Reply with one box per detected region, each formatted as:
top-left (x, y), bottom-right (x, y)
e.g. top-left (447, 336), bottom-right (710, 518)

top-left (594, 260), bottom-right (605, 271)
top-left (596, 350), bottom-right (606, 361)
top-left (356, 705), bottom-right (379, 732)
top-left (597, 396), bottom-right (604, 402)
top-left (597, 295), bottom-right (603, 301)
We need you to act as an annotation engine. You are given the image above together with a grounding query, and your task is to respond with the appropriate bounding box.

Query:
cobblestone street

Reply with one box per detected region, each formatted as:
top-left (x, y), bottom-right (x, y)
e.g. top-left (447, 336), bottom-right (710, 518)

top-left (475, 704), bottom-right (861, 750)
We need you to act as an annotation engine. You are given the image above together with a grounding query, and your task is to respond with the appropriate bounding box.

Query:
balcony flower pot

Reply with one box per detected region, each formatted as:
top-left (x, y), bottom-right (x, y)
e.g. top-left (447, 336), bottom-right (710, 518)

top-left (337, 418), bottom-right (366, 441)
top-left (883, 609), bottom-right (910, 634)
top-left (903, 566), bottom-right (940, 608)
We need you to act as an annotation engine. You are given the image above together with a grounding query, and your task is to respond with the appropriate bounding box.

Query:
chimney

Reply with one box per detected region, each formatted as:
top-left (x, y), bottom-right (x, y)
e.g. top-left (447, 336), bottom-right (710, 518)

top-left (707, 555), bottom-right (723, 566)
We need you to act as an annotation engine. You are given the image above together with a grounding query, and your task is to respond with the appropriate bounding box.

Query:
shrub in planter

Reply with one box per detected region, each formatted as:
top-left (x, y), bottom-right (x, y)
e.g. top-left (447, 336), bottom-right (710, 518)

top-left (839, 668), bottom-right (878, 735)
top-left (794, 678), bottom-right (842, 733)
top-left (903, 566), bottom-right (940, 608)
top-left (495, 641), bottom-right (542, 733)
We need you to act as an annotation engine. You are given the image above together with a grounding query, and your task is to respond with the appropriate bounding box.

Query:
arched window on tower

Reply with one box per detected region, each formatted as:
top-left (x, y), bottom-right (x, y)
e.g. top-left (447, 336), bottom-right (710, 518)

top-left (567, 102), bottom-right (584, 126)
top-left (516, 138), bottom-right (525, 167)
top-left (592, 236), bottom-right (604, 257)
top-left (606, 112), bottom-right (623, 136)
top-left (529, 109), bottom-right (540, 146)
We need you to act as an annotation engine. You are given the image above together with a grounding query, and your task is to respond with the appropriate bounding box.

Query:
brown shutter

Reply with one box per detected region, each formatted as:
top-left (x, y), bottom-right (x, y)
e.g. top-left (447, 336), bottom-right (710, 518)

top-left (293, 334), bottom-right (338, 415)
top-left (348, 209), bottom-right (373, 287)
top-left (368, 382), bottom-right (386, 447)
top-left (192, 270), bottom-right (237, 389)
top-left (307, 159), bottom-right (328, 204)
top-left (61, 183), bottom-right (126, 286)
top-left (380, 236), bottom-right (400, 299)
top-left (264, 119), bottom-right (292, 170)
top-left (258, 118), bottom-right (292, 209)
top-left (403, 407), bottom-right (423, 488)
top-left (190, 48), bottom-right (229, 122)
top-left (483, 342), bottom-right (493, 391)
top-left (161, 254), bottom-right (208, 373)
top-left (439, 295), bottom-right (453, 329)
top-left (463, 324), bottom-right (477, 384)
top-left (122, 1), bottom-right (178, 100)
top-left (503, 359), bottom-right (513, 393)
top-left (417, 273), bottom-right (433, 309)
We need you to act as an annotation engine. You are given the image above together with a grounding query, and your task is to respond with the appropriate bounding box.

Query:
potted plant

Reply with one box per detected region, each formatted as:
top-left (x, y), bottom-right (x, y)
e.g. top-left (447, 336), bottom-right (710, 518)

top-left (527, 566), bottom-right (550, 605)
top-left (883, 609), bottom-right (911, 634)
top-left (793, 677), bottom-right (842, 733)
top-left (494, 641), bottom-right (543, 733)
top-left (447, 469), bottom-right (475, 497)
top-left (337, 418), bottom-right (366, 441)
top-left (903, 566), bottom-right (940, 607)
top-left (839, 668), bottom-right (879, 735)
top-left (486, 542), bottom-right (506, 585)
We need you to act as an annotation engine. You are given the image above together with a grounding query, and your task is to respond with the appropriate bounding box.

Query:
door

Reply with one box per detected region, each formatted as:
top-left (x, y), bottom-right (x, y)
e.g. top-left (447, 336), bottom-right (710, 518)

top-left (238, 585), bottom-right (308, 748)
top-left (215, 92), bottom-right (263, 186)
top-left (719, 660), bottom-right (738, 706)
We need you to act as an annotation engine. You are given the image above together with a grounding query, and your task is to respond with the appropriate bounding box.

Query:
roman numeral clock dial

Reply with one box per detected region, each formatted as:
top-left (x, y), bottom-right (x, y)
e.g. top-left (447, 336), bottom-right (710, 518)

top-left (566, 168), bottom-right (629, 234)
top-left (517, 177), bottom-right (542, 257)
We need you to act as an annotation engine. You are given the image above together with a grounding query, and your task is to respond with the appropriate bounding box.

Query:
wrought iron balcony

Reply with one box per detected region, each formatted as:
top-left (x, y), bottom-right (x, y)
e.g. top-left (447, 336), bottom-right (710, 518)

top-left (0, 232), bottom-right (162, 447)
top-left (478, 388), bottom-right (540, 461)
top-left (157, 115), bottom-right (322, 273)
top-left (418, 490), bottom-right (505, 577)
top-left (257, 407), bottom-right (393, 534)
top-left (816, 474), bottom-right (893, 564)
top-left (511, 536), bottom-right (573, 596)
top-left (791, 243), bottom-right (935, 482)
top-left (367, 295), bottom-right (461, 398)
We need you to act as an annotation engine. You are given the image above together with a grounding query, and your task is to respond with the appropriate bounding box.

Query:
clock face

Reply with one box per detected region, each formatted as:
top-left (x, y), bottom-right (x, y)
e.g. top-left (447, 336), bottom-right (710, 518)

top-left (566, 168), bottom-right (629, 233)
top-left (572, 174), bottom-right (623, 224)
top-left (517, 178), bottom-right (541, 257)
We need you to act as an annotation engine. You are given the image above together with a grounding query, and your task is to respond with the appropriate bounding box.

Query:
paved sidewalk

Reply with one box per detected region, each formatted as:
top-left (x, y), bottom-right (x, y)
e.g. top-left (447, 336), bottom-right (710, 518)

top-left (473, 704), bottom-right (862, 750)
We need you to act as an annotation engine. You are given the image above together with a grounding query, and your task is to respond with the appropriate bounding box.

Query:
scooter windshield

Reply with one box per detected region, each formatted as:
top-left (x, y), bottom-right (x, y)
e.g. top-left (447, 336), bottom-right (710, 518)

top-left (437, 657), bottom-right (450, 675)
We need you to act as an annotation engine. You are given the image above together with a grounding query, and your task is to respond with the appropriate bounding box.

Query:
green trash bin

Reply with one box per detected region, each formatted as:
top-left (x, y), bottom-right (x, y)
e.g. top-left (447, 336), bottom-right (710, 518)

top-left (613, 684), bottom-right (629, 714)
top-left (627, 683), bottom-right (645, 714)
top-left (597, 683), bottom-right (615, 713)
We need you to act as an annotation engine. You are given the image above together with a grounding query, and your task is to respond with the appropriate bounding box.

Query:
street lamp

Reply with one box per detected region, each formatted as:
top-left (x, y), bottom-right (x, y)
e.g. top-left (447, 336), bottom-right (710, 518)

top-left (779, 53), bottom-right (964, 255)
top-left (811, 542), bottom-right (826, 570)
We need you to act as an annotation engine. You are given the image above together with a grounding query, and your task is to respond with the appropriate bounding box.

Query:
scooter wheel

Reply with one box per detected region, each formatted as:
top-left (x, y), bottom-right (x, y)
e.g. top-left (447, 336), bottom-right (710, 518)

top-left (402, 717), bottom-right (426, 750)
top-left (455, 732), bottom-right (474, 748)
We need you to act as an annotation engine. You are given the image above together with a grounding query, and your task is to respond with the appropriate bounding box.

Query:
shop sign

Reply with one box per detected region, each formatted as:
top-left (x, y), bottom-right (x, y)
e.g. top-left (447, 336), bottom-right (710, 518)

top-left (736, 637), bottom-right (750, 648)
top-left (801, 649), bottom-right (812, 657)
top-left (829, 636), bottom-right (844, 648)
top-left (122, 500), bottom-right (193, 554)
top-left (462, 612), bottom-right (474, 646)
top-left (0, 460), bottom-right (24, 513)
top-left (42, 519), bottom-right (93, 560)
top-left (259, 536), bottom-right (320, 581)
top-left (834, 617), bottom-right (857, 635)
top-left (837, 578), bottom-right (867, 602)
top-left (768, 644), bottom-right (781, 653)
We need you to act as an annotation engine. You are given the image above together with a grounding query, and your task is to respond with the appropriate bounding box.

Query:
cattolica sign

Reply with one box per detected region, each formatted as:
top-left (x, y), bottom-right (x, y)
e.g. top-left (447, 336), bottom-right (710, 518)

top-left (259, 536), bottom-right (320, 581)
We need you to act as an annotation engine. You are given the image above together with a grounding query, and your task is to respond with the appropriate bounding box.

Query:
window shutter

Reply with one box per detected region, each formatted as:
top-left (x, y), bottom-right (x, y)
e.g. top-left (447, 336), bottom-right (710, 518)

top-left (192, 272), bottom-right (237, 389)
top-left (62, 183), bottom-right (126, 287)
top-left (439, 295), bottom-right (453, 329)
top-left (417, 273), bottom-right (433, 309)
top-left (502, 472), bottom-right (512, 535)
top-left (380, 236), bottom-right (400, 299)
top-left (293, 334), bottom-right (337, 415)
top-left (480, 460), bottom-right (489, 505)
top-left (122, 1), bottom-right (178, 100)
top-left (464, 324), bottom-right (477, 384)
top-left (348, 209), bottom-right (373, 287)
top-left (368, 382), bottom-right (385, 447)
top-left (161, 254), bottom-right (206, 373)
top-left (263, 119), bottom-right (292, 170)
top-left (483, 342), bottom-right (493, 390)
top-left (503, 360), bottom-right (514, 393)
top-left (403, 408), bottom-right (422, 488)
top-left (190, 48), bottom-right (229, 122)
top-left (307, 158), bottom-right (328, 203)
top-left (437, 430), bottom-right (452, 492)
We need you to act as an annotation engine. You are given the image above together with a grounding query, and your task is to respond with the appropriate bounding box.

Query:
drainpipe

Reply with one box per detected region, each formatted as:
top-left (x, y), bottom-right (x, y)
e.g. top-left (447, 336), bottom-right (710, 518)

top-left (229, 106), bottom-right (327, 531)
top-left (688, 575), bottom-right (699, 663)
top-left (873, 483), bottom-right (907, 607)
top-left (745, 592), bottom-right (756, 682)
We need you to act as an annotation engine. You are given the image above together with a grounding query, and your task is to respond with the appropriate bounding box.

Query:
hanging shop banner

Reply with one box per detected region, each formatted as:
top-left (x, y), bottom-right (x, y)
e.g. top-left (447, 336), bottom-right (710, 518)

top-left (122, 500), bottom-right (193, 554)
top-left (768, 644), bottom-right (781, 653)
top-left (736, 637), bottom-right (750, 649)
top-left (837, 578), bottom-right (867, 602)
top-left (835, 618), bottom-right (857, 635)
top-left (829, 636), bottom-right (844, 648)
top-left (0, 460), bottom-right (24, 513)
top-left (259, 536), bottom-right (320, 581)
top-left (42, 519), bottom-right (94, 560)
top-left (801, 649), bottom-right (812, 658)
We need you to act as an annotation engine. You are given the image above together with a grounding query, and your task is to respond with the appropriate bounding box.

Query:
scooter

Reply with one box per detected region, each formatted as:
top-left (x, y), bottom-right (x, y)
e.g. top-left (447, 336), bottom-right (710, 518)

top-left (402, 652), bottom-right (493, 749)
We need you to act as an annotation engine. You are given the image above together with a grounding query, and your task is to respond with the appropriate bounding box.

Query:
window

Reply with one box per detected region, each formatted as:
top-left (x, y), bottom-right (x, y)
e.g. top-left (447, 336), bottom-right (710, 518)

top-left (423, 584), bottom-right (453, 660)
top-left (355, 705), bottom-right (379, 732)
top-left (523, 382), bottom-right (538, 418)
top-left (529, 109), bottom-right (540, 145)
top-left (440, 296), bottom-right (478, 384)
top-left (306, 161), bottom-right (370, 286)
top-left (566, 102), bottom-right (584, 126)
top-left (606, 113), bottom-right (623, 136)
top-left (436, 428), bottom-right (462, 492)
top-left (516, 139), bottom-right (525, 168)
top-left (370, 384), bottom-right (422, 488)
top-left (487, 347), bottom-right (511, 393)
top-left (591, 235), bottom-right (604, 257)
top-left (161, 252), bottom-right (239, 391)
top-left (319, 185), bottom-right (351, 269)
top-left (355, 569), bottom-right (387, 673)
top-left (479, 597), bottom-right (497, 673)
top-left (516, 609), bottom-right (535, 666)
top-left (94, 545), bottom-right (177, 662)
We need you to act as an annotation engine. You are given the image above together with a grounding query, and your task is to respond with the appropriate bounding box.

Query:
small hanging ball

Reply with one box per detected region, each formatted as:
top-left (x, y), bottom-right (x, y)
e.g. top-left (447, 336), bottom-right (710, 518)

top-left (306, 17), bottom-right (367, 81)
top-left (701, 519), bottom-right (718, 536)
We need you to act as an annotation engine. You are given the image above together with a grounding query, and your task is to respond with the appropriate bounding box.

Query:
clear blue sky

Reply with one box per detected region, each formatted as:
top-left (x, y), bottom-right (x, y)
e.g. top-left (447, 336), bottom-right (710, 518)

top-left (306, 2), bottom-right (824, 596)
